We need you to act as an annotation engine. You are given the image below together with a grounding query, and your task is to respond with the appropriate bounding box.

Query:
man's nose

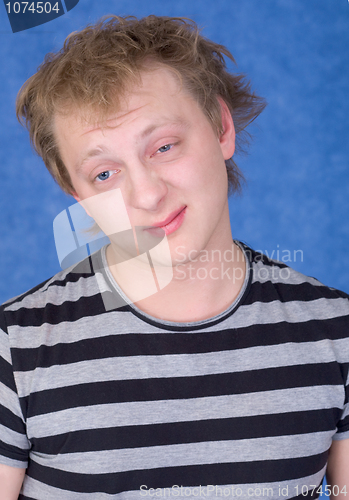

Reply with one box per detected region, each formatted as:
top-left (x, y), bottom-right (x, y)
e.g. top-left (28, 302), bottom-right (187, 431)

top-left (127, 163), bottom-right (168, 212)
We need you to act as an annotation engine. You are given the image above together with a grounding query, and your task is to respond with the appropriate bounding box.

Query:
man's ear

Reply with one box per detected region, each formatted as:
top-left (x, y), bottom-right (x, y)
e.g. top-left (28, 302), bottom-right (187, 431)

top-left (217, 97), bottom-right (236, 160)
top-left (71, 191), bottom-right (81, 203)
top-left (71, 191), bottom-right (93, 218)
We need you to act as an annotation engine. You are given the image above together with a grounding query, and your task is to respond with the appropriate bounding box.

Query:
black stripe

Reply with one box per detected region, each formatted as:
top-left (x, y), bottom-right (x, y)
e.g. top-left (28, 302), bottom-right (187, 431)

top-left (0, 439), bottom-right (28, 463)
top-left (30, 409), bottom-right (339, 454)
top-left (0, 404), bottom-right (26, 434)
top-left (26, 452), bottom-right (328, 494)
top-left (0, 306), bottom-right (8, 332)
top-left (1, 278), bottom-right (53, 308)
top-left (0, 356), bottom-right (17, 392)
top-left (12, 317), bottom-right (349, 372)
top-left (245, 280), bottom-right (347, 305)
top-left (4, 294), bottom-right (129, 327)
top-left (336, 413), bottom-right (349, 434)
top-left (6, 259), bottom-right (95, 309)
top-left (3, 268), bottom-right (93, 309)
top-left (23, 363), bottom-right (343, 416)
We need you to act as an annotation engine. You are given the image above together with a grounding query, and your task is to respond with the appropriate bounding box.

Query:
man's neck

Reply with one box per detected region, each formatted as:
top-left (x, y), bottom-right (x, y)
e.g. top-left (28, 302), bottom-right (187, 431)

top-left (106, 240), bottom-right (246, 323)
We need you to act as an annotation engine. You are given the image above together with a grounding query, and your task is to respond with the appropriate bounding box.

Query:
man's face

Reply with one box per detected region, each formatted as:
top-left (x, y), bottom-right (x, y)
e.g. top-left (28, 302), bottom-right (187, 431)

top-left (54, 66), bottom-right (236, 266)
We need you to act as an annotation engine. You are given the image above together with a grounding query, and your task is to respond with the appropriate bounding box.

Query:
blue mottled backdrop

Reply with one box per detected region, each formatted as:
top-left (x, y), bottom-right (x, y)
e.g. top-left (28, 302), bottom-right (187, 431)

top-left (0, 0), bottom-right (348, 305)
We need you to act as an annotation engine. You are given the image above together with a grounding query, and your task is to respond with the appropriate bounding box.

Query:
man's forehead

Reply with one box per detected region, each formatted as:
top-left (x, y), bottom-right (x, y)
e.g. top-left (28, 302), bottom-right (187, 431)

top-left (109, 66), bottom-right (185, 119)
top-left (54, 68), bottom-right (189, 136)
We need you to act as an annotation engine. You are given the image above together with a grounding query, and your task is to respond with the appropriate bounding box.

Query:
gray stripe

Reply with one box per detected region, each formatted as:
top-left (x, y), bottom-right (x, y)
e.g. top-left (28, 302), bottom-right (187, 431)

top-left (20, 468), bottom-right (326, 500)
top-left (333, 429), bottom-right (349, 441)
top-left (0, 328), bottom-right (11, 364)
top-left (251, 260), bottom-right (322, 286)
top-left (6, 275), bottom-right (100, 311)
top-left (0, 422), bottom-right (30, 450)
top-left (95, 271), bottom-right (113, 293)
top-left (22, 477), bottom-right (119, 499)
top-left (31, 431), bottom-right (333, 474)
top-left (138, 469), bottom-right (327, 500)
top-left (8, 311), bottom-right (138, 349)
top-left (331, 337), bottom-right (349, 364)
top-left (337, 402), bottom-right (349, 422)
top-left (26, 385), bottom-right (342, 439)
top-left (233, 297), bottom-right (349, 328)
top-left (0, 456), bottom-right (27, 469)
top-left (0, 382), bottom-right (25, 419)
top-left (14, 338), bottom-right (345, 396)
top-left (4, 267), bottom-right (72, 310)
top-left (8, 311), bottom-right (171, 350)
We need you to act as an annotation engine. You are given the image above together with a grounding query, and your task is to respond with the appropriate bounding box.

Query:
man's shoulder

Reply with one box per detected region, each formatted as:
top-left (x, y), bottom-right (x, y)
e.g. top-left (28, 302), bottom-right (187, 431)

top-left (0, 253), bottom-right (104, 329)
top-left (235, 242), bottom-right (349, 354)
top-left (242, 241), bottom-right (348, 299)
top-left (239, 241), bottom-right (349, 328)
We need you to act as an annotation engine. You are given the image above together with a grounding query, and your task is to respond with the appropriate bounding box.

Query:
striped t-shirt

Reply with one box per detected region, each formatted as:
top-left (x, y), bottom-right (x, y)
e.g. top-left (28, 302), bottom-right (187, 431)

top-left (1, 242), bottom-right (349, 499)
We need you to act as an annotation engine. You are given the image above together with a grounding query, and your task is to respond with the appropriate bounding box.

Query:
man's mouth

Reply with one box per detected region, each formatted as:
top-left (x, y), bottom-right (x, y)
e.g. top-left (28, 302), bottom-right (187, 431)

top-left (144, 206), bottom-right (187, 236)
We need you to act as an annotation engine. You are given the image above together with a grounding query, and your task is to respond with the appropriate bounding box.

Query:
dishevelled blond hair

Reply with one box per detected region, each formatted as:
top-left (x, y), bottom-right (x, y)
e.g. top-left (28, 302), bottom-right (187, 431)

top-left (16, 15), bottom-right (266, 195)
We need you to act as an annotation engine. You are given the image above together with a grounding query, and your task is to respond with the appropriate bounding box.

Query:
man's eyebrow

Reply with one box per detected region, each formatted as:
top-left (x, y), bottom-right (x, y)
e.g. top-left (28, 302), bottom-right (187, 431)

top-left (140, 119), bottom-right (189, 138)
top-left (75, 146), bottom-right (110, 173)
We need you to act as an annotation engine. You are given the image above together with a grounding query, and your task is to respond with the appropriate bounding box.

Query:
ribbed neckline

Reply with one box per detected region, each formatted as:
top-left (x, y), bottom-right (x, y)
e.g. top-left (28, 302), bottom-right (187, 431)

top-left (100, 240), bottom-right (252, 330)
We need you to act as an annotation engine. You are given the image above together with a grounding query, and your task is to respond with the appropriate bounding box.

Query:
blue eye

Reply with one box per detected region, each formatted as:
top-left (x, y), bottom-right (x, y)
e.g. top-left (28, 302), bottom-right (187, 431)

top-left (96, 170), bottom-right (116, 182)
top-left (158, 144), bottom-right (172, 153)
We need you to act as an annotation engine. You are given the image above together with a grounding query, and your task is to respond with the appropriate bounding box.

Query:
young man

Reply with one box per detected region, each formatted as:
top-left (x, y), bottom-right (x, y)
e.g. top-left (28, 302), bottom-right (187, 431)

top-left (0, 15), bottom-right (348, 499)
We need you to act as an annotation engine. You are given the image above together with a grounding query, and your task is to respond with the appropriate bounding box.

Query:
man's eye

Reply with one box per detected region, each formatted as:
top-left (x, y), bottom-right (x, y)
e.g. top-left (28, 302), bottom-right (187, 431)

top-left (95, 170), bottom-right (117, 182)
top-left (158, 144), bottom-right (172, 153)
